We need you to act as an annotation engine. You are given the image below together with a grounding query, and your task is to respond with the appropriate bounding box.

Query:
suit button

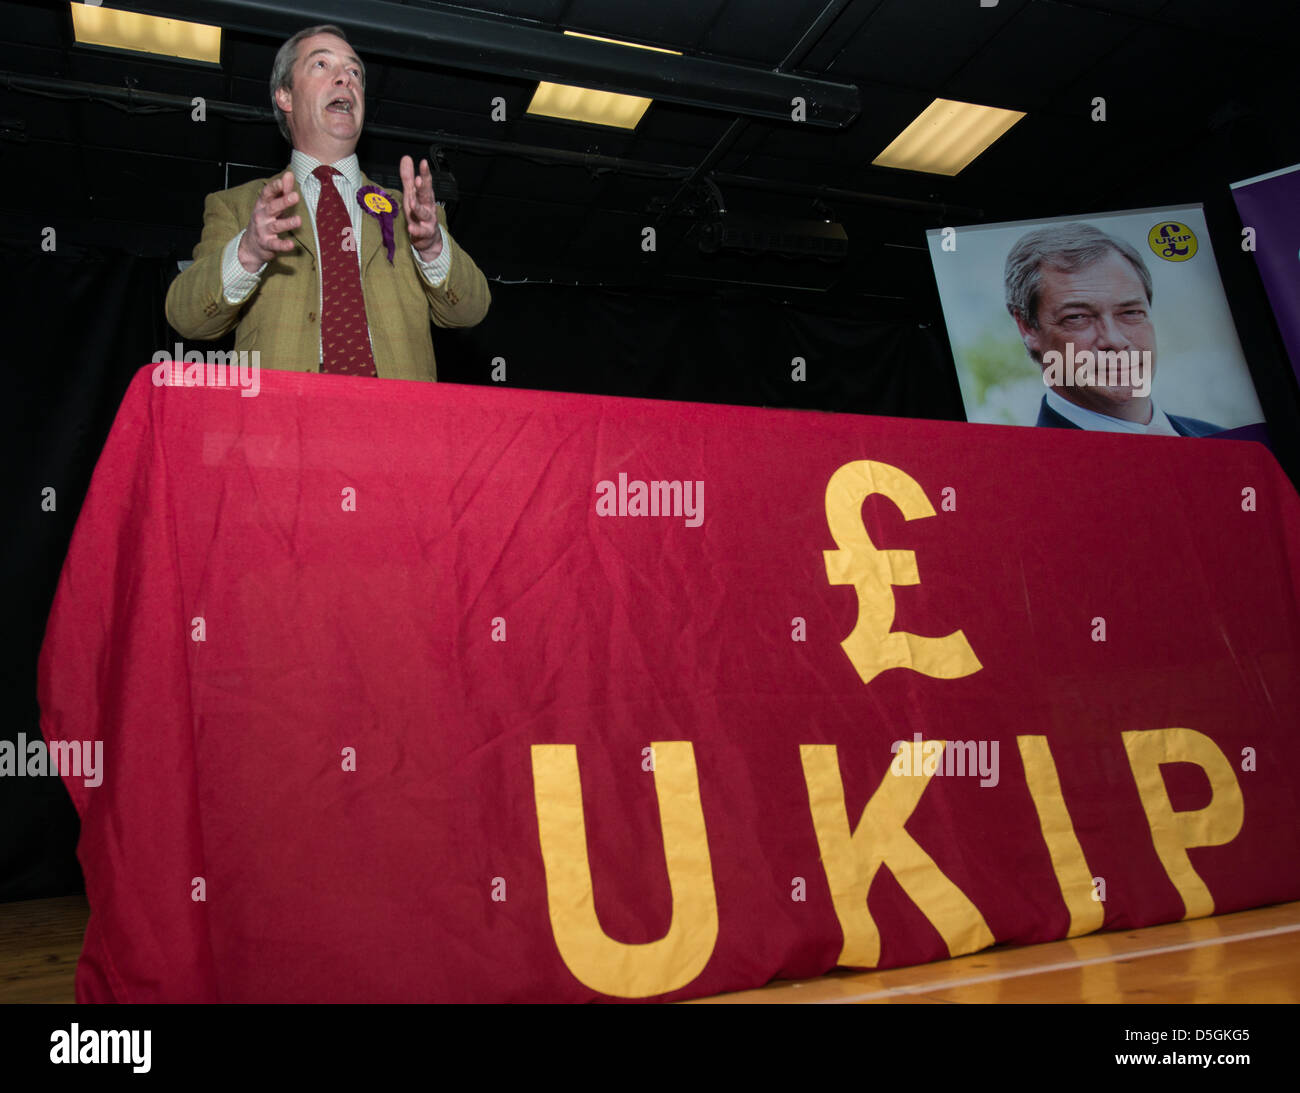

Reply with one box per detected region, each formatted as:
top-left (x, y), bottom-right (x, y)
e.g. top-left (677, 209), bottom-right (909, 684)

top-left (308, 311), bottom-right (317, 322)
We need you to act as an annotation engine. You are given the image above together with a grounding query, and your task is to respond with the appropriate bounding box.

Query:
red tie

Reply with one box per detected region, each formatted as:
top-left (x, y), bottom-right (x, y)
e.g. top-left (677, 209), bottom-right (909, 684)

top-left (312, 165), bottom-right (377, 376)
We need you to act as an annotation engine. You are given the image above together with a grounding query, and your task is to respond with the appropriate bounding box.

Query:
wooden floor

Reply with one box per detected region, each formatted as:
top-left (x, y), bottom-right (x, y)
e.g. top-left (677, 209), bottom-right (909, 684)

top-left (2, 894), bottom-right (1297, 1003)
top-left (692, 900), bottom-right (1300, 1003)
top-left (0, 894), bottom-right (91, 1005)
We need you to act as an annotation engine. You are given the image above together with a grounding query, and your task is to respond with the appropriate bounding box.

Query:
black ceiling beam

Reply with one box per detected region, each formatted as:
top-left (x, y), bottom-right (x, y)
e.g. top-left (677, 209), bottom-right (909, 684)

top-left (655, 0), bottom-right (857, 224)
top-left (118, 0), bottom-right (860, 128)
top-left (0, 72), bottom-right (972, 219)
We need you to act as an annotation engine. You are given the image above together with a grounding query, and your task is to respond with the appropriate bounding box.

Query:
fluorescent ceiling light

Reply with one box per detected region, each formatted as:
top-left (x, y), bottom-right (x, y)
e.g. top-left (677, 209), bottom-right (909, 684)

top-left (526, 31), bottom-right (681, 130)
top-left (527, 83), bottom-right (653, 129)
top-left (872, 98), bottom-right (1025, 176)
top-left (70, 3), bottom-right (222, 64)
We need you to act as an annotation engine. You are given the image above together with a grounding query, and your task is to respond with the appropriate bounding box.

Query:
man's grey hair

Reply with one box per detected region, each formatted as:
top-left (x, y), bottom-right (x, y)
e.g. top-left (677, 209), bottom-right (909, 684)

top-left (270, 25), bottom-right (365, 142)
top-left (1004, 222), bottom-right (1153, 328)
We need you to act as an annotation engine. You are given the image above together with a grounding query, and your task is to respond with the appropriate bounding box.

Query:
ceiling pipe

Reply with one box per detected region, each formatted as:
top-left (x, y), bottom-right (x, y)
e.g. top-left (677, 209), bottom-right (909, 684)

top-left (417, 129), bottom-right (981, 217)
top-left (711, 173), bottom-right (981, 219)
top-left (118, 0), bottom-right (861, 128)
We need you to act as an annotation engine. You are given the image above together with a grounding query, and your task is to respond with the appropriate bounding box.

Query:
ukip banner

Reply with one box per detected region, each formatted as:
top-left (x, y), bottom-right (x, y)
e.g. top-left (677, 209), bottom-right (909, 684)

top-left (1232, 163), bottom-right (1300, 386)
top-left (37, 366), bottom-right (1300, 1003)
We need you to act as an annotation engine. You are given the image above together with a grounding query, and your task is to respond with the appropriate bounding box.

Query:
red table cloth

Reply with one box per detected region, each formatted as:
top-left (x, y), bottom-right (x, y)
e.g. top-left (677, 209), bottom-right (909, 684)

top-left (38, 367), bottom-right (1300, 1001)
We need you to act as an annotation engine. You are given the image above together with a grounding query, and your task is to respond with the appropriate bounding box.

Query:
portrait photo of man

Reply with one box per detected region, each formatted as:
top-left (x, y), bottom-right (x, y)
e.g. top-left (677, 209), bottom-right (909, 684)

top-left (1003, 222), bottom-right (1222, 436)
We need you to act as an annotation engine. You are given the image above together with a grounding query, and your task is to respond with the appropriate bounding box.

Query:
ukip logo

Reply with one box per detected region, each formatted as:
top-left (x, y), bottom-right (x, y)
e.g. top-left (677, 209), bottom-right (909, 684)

top-left (1148, 220), bottom-right (1198, 262)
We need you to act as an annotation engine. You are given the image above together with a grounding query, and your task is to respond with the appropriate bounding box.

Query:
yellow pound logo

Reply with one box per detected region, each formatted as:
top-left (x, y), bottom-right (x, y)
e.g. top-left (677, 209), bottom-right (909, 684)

top-left (364, 192), bottom-right (393, 215)
top-left (1148, 221), bottom-right (1197, 262)
top-left (823, 460), bottom-right (981, 687)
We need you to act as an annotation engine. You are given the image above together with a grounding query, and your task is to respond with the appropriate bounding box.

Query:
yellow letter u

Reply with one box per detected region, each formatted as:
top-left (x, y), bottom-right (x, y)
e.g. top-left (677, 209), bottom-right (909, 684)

top-left (531, 742), bottom-right (719, 998)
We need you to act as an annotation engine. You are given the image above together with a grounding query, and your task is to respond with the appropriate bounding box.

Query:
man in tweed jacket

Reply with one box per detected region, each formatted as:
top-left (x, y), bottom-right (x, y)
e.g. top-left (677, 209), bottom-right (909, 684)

top-left (166, 24), bottom-right (489, 380)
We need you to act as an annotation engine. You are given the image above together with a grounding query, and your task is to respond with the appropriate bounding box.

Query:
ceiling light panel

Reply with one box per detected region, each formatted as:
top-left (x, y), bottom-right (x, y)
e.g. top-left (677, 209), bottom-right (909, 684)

top-left (526, 30), bottom-right (681, 130)
top-left (70, 3), bottom-right (222, 64)
top-left (872, 98), bottom-right (1026, 176)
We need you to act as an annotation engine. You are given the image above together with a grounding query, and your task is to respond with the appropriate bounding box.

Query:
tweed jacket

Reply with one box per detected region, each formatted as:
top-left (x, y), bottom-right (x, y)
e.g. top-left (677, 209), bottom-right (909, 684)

top-left (165, 167), bottom-right (490, 380)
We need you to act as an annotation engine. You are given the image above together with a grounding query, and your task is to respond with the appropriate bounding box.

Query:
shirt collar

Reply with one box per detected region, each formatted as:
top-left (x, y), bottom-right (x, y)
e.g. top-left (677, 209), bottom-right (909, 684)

top-left (1044, 388), bottom-right (1179, 436)
top-left (290, 149), bottom-right (362, 191)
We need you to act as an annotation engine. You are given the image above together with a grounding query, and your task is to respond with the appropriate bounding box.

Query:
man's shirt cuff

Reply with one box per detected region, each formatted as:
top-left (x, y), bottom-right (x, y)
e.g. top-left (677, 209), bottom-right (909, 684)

top-left (222, 232), bottom-right (266, 305)
top-left (413, 235), bottom-right (453, 287)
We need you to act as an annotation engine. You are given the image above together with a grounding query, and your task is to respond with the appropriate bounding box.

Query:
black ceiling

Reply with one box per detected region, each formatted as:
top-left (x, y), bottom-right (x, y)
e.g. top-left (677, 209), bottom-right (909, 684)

top-left (3, 0), bottom-right (1298, 307)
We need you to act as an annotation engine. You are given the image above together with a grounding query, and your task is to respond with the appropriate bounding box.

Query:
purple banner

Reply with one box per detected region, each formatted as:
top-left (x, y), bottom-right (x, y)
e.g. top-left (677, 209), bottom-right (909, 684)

top-left (1232, 164), bottom-right (1300, 385)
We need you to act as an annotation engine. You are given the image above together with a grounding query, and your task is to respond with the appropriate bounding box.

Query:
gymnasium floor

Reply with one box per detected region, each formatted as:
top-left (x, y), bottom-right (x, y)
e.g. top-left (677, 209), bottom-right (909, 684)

top-left (1, 895), bottom-right (1297, 1003)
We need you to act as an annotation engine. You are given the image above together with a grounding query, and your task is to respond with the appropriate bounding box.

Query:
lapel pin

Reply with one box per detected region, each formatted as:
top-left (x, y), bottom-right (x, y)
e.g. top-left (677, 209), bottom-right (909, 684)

top-left (356, 185), bottom-right (396, 263)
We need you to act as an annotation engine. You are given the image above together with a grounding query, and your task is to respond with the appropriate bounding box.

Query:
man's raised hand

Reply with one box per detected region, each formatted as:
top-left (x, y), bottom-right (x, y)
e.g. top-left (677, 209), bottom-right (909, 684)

top-left (400, 155), bottom-right (443, 261)
top-left (237, 170), bottom-right (301, 271)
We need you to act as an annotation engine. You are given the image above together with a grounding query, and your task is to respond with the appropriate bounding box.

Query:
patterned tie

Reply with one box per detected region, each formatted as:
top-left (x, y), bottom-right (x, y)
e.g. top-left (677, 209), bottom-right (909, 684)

top-left (312, 164), bottom-right (377, 376)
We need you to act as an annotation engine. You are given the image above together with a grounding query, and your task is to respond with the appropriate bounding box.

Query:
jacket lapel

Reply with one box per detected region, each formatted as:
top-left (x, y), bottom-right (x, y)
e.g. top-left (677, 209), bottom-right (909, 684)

top-left (283, 165), bottom-right (394, 267)
top-left (285, 165), bottom-right (316, 259)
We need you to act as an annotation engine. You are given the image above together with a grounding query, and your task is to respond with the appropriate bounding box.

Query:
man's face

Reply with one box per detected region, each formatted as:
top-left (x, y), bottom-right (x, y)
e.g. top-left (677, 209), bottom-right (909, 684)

top-left (1015, 250), bottom-right (1157, 417)
top-left (275, 33), bottom-right (365, 159)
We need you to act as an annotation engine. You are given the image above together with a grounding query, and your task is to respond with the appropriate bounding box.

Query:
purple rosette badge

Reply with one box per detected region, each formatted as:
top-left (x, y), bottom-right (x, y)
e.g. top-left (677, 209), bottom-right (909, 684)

top-left (356, 185), bottom-right (396, 263)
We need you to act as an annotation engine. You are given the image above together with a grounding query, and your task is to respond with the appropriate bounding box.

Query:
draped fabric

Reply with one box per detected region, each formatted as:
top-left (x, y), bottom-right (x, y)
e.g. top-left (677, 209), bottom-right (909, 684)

top-left (37, 367), bottom-right (1300, 1001)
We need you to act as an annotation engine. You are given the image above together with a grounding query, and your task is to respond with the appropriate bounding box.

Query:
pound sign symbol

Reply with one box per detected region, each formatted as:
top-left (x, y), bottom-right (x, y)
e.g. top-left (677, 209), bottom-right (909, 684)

top-left (1158, 223), bottom-right (1189, 258)
top-left (823, 460), bottom-right (981, 687)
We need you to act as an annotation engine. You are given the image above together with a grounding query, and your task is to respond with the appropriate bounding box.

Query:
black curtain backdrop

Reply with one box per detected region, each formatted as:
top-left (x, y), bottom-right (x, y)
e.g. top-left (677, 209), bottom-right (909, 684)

top-left (3, 242), bottom-right (171, 902)
top-left (3, 233), bottom-right (1297, 903)
top-left (434, 280), bottom-right (967, 418)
